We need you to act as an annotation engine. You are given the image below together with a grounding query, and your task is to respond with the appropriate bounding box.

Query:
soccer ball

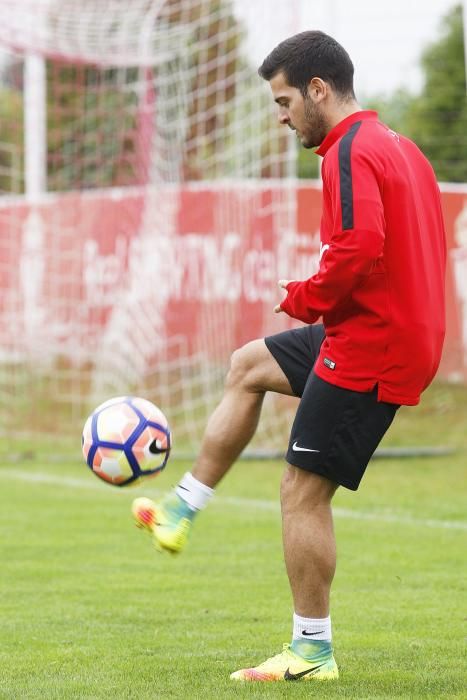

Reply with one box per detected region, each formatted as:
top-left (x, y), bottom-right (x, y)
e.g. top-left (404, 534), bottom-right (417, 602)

top-left (82, 396), bottom-right (171, 487)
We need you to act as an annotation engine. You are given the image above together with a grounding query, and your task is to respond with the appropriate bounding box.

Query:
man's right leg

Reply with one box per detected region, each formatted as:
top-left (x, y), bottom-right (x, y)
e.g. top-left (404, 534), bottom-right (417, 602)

top-left (191, 338), bottom-right (295, 488)
top-left (133, 338), bottom-right (295, 550)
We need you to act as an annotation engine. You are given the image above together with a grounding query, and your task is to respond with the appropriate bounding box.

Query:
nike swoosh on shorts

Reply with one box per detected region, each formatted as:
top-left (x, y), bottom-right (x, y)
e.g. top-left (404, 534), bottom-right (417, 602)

top-left (292, 441), bottom-right (320, 453)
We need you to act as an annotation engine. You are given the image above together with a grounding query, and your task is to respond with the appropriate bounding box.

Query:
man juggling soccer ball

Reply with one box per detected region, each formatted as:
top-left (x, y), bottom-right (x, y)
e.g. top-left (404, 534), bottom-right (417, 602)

top-left (133, 31), bottom-right (446, 682)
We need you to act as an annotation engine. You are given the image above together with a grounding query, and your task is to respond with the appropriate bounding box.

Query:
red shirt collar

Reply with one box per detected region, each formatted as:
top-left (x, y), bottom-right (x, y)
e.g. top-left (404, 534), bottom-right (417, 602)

top-left (316, 110), bottom-right (378, 156)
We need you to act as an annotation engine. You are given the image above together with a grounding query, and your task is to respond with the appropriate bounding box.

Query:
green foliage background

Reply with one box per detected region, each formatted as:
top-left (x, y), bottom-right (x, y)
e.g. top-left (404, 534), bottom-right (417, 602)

top-left (369, 4), bottom-right (466, 182)
top-left (300, 4), bottom-right (466, 181)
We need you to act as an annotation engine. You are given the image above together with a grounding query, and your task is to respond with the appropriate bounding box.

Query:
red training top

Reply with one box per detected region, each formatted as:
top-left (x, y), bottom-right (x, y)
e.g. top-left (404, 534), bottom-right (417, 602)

top-left (281, 111), bottom-right (446, 405)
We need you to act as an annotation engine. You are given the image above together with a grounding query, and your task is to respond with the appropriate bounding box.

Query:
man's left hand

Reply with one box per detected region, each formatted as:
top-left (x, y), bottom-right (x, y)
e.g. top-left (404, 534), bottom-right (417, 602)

top-left (274, 279), bottom-right (293, 313)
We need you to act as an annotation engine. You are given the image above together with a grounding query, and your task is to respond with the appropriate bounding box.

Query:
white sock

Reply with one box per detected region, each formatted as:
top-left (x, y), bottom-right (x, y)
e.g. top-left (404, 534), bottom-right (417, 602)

top-left (175, 472), bottom-right (214, 511)
top-left (293, 613), bottom-right (332, 642)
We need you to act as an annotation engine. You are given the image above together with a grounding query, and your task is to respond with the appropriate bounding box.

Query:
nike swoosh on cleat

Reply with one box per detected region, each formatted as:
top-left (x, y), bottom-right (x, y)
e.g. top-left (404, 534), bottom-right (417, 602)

top-left (301, 630), bottom-right (325, 636)
top-left (292, 441), bottom-right (320, 453)
top-left (284, 662), bottom-right (327, 680)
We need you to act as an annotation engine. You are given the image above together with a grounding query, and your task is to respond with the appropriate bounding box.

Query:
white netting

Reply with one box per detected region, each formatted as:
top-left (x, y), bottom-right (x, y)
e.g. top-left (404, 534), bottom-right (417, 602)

top-left (0, 0), bottom-right (305, 454)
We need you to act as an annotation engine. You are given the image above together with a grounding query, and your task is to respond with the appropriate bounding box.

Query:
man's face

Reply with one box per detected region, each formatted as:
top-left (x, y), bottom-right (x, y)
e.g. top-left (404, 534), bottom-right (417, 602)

top-left (269, 71), bottom-right (327, 149)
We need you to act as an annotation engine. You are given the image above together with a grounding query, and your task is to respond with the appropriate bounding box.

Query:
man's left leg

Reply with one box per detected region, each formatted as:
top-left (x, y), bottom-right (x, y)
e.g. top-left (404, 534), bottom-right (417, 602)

top-left (230, 374), bottom-right (399, 681)
top-left (281, 465), bottom-right (337, 618)
top-left (230, 466), bottom-right (339, 681)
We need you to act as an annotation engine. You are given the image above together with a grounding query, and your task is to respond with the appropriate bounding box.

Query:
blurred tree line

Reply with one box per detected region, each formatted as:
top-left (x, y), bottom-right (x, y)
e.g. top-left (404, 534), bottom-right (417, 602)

top-left (0, 2), bottom-right (465, 191)
top-left (369, 4), bottom-right (466, 182)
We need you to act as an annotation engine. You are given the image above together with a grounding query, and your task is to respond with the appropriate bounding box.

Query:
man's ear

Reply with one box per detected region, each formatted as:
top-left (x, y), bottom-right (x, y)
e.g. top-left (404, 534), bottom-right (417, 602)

top-left (308, 77), bottom-right (328, 103)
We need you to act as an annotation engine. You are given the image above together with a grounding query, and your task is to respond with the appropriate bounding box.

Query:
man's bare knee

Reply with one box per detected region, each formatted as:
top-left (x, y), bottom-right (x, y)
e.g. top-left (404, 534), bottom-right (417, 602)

top-left (281, 465), bottom-right (338, 514)
top-left (225, 339), bottom-right (293, 395)
top-left (226, 340), bottom-right (265, 392)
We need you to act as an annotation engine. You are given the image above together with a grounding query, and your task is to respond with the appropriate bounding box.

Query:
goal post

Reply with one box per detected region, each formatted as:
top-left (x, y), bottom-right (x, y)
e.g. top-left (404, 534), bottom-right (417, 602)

top-left (24, 53), bottom-right (47, 200)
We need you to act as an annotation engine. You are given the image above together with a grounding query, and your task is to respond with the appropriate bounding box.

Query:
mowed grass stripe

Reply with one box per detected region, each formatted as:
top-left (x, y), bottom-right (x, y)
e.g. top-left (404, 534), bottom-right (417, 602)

top-left (3, 467), bottom-right (466, 532)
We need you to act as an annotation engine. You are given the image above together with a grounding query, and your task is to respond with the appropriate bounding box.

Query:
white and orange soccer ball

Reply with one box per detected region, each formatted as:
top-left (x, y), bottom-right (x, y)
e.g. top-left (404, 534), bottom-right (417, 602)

top-left (82, 396), bottom-right (171, 487)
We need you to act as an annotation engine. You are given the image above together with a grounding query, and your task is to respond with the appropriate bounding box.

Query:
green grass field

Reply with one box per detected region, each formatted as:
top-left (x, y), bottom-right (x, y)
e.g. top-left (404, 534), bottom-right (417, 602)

top-left (0, 382), bottom-right (466, 699)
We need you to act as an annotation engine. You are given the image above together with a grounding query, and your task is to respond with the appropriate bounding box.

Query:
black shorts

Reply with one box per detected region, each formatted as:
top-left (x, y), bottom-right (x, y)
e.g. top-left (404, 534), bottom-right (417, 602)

top-left (264, 325), bottom-right (399, 491)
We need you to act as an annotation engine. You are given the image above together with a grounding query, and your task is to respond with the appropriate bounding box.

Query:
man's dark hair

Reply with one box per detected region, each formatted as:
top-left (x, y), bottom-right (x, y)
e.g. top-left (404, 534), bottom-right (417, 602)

top-left (258, 30), bottom-right (355, 99)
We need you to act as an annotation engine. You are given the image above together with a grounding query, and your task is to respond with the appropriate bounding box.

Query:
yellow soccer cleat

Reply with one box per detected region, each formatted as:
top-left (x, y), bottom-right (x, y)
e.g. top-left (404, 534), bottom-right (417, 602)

top-left (230, 644), bottom-right (339, 682)
top-left (132, 493), bottom-right (195, 554)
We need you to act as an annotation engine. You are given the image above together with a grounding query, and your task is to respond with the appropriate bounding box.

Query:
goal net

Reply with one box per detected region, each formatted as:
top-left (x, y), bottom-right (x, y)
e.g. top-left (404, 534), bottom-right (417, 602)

top-left (0, 0), bottom-right (308, 456)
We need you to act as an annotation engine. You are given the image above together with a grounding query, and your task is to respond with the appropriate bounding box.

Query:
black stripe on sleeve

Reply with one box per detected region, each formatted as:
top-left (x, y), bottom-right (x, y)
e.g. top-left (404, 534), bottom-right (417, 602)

top-left (338, 121), bottom-right (362, 230)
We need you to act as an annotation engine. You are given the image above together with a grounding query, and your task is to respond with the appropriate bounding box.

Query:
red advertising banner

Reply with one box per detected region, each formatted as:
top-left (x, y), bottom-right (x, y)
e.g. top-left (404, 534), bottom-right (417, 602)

top-left (0, 182), bottom-right (466, 381)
